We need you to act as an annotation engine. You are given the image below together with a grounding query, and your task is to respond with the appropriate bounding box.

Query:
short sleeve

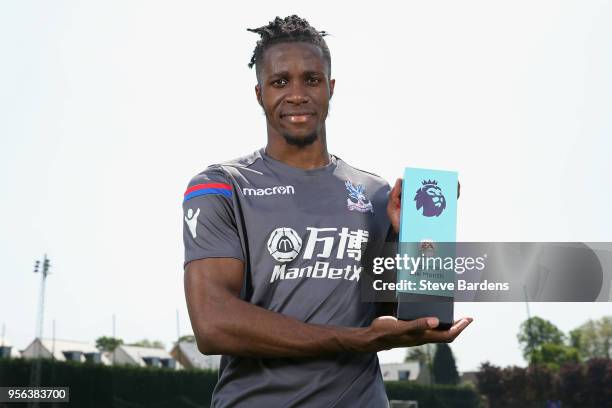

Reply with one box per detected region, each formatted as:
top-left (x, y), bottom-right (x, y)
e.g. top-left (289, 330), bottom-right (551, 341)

top-left (182, 166), bottom-right (244, 268)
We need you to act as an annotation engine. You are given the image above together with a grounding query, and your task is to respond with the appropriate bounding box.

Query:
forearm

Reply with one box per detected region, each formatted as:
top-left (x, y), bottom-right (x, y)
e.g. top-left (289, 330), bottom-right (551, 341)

top-left (191, 295), bottom-right (374, 358)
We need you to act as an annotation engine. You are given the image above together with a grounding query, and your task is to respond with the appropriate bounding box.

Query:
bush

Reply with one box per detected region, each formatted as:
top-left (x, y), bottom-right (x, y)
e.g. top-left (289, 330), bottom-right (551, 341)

top-left (0, 358), bottom-right (217, 408)
top-left (476, 359), bottom-right (612, 408)
top-left (385, 381), bottom-right (480, 408)
top-left (1, 359), bottom-right (482, 408)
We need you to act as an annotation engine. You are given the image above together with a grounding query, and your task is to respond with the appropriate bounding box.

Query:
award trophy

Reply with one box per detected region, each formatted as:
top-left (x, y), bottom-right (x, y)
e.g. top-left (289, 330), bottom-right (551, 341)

top-left (397, 167), bottom-right (458, 330)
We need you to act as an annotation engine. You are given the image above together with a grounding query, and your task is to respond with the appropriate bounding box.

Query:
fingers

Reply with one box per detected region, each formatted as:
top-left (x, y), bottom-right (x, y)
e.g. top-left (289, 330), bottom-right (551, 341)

top-left (389, 178), bottom-right (402, 203)
top-left (393, 178), bottom-right (402, 197)
top-left (423, 317), bottom-right (473, 343)
top-left (375, 317), bottom-right (472, 351)
top-left (453, 317), bottom-right (473, 326)
top-left (396, 316), bottom-right (440, 333)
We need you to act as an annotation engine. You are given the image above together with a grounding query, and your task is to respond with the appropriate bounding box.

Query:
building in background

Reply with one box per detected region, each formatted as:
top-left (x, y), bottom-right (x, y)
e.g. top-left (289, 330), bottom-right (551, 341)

top-left (111, 344), bottom-right (180, 369)
top-left (21, 338), bottom-right (110, 364)
top-left (380, 361), bottom-right (431, 384)
top-left (170, 340), bottom-right (221, 370)
top-left (0, 338), bottom-right (21, 359)
top-left (460, 371), bottom-right (479, 386)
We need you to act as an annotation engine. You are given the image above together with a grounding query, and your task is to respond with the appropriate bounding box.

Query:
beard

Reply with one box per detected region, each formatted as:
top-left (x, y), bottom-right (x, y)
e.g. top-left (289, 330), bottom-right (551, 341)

top-left (261, 104), bottom-right (325, 148)
top-left (281, 130), bottom-right (319, 147)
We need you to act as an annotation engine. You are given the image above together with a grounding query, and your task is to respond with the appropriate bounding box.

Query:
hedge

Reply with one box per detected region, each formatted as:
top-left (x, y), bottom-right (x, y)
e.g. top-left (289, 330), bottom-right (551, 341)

top-left (385, 381), bottom-right (481, 408)
top-left (1, 359), bottom-right (480, 407)
top-left (0, 358), bottom-right (217, 408)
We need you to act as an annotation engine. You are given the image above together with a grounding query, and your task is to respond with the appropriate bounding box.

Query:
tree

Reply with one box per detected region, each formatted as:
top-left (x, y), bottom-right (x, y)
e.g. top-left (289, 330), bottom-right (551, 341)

top-left (517, 317), bottom-right (565, 362)
top-left (432, 343), bottom-right (459, 385)
top-left (128, 339), bottom-right (165, 349)
top-left (477, 359), bottom-right (611, 407)
top-left (405, 344), bottom-right (435, 384)
top-left (525, 364), bottom-right (557, 402)
top-left (476, 362), bottom-right (505, 407)
top-left (569, 316), bottom-right (612, 360)
top-left (405, 344), bottom-right (434, 364)
top-left (583, 358), bottom-right (612, 407)
top-left (500, 365), bottom-right (528, 407)
top-left (558, 362), bottom-right (585, 406)
top-left (530, 343), bottom-right (580, 371)
top-left (95, 336), bottom-right (123, 352)
top-left (177, 335), bottom-right (196, 343)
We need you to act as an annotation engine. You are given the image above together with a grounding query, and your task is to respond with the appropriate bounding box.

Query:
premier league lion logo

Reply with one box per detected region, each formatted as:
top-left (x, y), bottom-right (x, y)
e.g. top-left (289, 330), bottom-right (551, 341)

top-left (414, 180), bottom-right (446, 217)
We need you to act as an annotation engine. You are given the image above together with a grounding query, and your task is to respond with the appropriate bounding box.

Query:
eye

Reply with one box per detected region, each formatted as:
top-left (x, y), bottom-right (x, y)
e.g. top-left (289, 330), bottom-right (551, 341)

top-left (272, 79), bottom-right (288, 87)
top-left (306, 77), bottom-right (321, 86)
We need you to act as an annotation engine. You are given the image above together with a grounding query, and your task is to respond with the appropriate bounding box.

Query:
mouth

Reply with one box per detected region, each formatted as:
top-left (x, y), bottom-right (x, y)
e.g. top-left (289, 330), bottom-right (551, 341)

top-left (280, 112), bottom-right (316, 124)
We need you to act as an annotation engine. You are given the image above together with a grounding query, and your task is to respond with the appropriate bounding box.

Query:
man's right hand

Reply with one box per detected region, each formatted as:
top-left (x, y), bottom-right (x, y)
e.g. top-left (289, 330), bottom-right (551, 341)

top-left (185, 257), bottom-right (473, 358)
top-left (358, 315), bottom-right (473, 353)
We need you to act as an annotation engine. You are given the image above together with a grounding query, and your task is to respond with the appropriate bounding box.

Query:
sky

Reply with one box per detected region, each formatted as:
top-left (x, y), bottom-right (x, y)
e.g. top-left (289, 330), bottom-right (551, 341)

top-left (1, 1), bottom-right (611, 372)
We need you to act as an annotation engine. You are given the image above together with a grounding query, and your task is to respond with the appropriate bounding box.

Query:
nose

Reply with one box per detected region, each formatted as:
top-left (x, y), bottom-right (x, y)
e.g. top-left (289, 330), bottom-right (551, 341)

top-left (285, 82), bottom-right (309, 105)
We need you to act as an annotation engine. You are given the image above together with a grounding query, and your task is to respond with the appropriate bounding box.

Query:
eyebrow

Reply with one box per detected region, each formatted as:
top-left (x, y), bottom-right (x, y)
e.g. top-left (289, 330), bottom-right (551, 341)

top-left (269, 71), bottom-right (290, 78)
top-left (268, 70), bottom-right (324, 78)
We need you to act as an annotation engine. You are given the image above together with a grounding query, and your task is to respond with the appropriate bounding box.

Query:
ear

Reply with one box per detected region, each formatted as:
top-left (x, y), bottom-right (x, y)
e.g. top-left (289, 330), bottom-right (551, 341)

top-left (329, 78), bottom-right (336, 100)
top-left (255, 84), bottom-right (263, 108)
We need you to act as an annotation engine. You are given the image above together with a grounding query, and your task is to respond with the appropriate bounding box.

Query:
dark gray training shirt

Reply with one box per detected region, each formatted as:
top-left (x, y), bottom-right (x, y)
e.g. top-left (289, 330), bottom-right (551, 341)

top-left (182, 148), bottom-right (393, 408)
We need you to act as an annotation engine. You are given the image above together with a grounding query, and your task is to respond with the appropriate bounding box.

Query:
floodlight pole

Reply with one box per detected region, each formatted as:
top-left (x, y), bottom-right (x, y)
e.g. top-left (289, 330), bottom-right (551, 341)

top-left (523, 284), bottom-right (536, 367)
top-left (523, 285), bottom-right (531, 320)
top-left (112, 314), bottom-right (116, 365)
top-left (29, 254), bottom-right (51, 408)
top-left (33, 254), bottom-right (51, 342)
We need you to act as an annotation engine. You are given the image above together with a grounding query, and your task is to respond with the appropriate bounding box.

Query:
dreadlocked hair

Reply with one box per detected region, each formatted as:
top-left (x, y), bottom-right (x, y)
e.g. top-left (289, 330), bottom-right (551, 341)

top-left (247, 15), bottom-right (331, 74)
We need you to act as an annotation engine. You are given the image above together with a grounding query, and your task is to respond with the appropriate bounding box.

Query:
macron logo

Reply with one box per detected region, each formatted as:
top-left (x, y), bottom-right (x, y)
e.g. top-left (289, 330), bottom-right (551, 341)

top-left (243, 185), bottom-right (295, 197)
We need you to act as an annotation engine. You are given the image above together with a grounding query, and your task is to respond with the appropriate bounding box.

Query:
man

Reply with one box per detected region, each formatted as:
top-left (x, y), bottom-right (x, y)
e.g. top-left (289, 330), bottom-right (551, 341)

top-left (183, 15), bottom-right (472, 407)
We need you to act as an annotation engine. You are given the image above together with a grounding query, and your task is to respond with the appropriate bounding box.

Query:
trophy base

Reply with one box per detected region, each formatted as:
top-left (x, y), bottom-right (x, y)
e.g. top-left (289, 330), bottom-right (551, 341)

top-left (396, 292), bottom-right (454, 330)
